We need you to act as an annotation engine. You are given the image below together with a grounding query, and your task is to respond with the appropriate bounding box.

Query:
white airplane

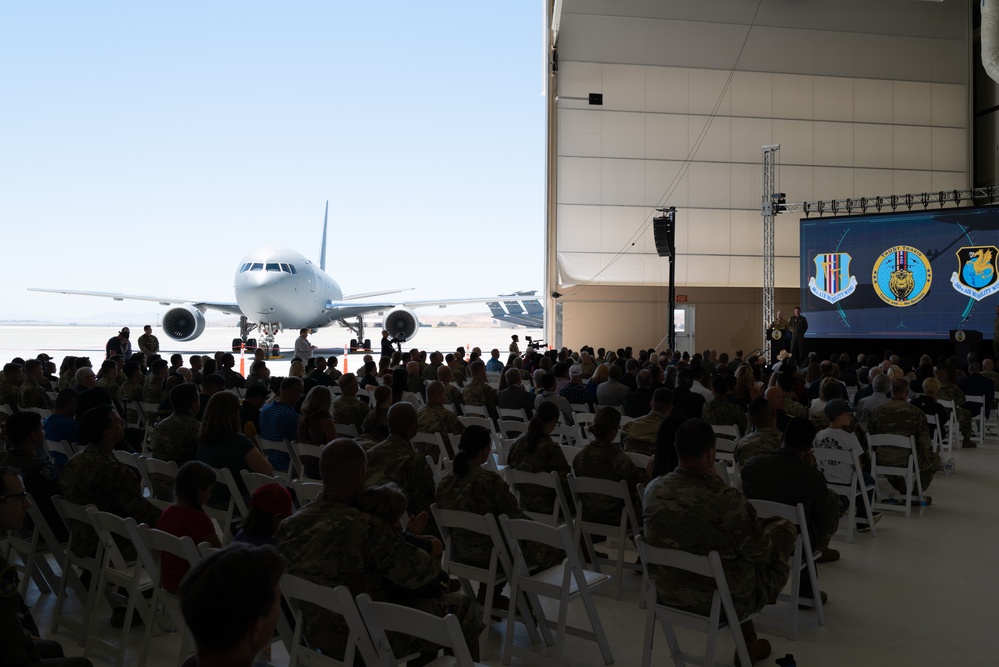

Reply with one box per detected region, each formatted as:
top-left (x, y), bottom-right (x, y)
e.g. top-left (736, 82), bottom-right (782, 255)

top-left (31, 203), bottom-right (537, 354)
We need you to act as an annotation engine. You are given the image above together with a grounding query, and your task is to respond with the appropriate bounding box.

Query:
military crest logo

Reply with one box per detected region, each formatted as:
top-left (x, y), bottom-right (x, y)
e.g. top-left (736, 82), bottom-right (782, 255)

top-left (950, 245), bottom-right (999, 301)
top-left (872, 245), bottom-right (932, 307)
top-left (808, 253), bottom-right (857, 304)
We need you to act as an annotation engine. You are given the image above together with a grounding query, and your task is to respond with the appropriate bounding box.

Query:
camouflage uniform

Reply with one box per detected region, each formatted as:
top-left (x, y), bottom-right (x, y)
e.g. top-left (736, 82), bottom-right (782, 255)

top-left (448, 363), bottom-right (466, 386)
top-left (96, 376), bottom-right (121, 406)
top-left (461, 379), bottom-right (499, 420)
top-left (143, 373), bottom-right (165, 404)
top-left (506, 434), bottom-right (571, 515)
top-left (436, 465), bottom-right (562, 570)
top-left (58, 371), bottom-right (75, 391)
top-left (360, 407), bottom-right (390, 443)
top-left (332, 395), bottom-right (370, 432)
top-left (0, 379), bottom-right (21, 408)
top-left (137, 332), bottom-right (160, 355)
top-left (701, 398), bottom-right (747, 436)
top-left (60, 445), bottom-right (161, 557)
top-left (734, 427), bottom-right (783, 466)
top-left (937, 383), bottom-right (973, 440)
top-left (120, 379), bottom-right (144, 425)
top-left (421, 363), bottom-right (442, 382)
top-left (867, 399), bottom-right (940, 493)
top-left (784, 395), bottom-right (809, 420)
top-left (571, 441), bottom-right (645, 525)
top-left (275, 492), bottom-right (482, 662)
top-left (643, 468), bottom-right (795, 619)
top-left (417, 405), bottom-right (465, 442)
top-left (149, 413), bottom-right (200, 463)
top-left (445, 384), bottom-right (464, 407)
top-left (15, 379), bottom-right (52, 410)
top-left (365, 434), bottom-right (436, 517)
top-left (621, 411), bottom-right (664, 456)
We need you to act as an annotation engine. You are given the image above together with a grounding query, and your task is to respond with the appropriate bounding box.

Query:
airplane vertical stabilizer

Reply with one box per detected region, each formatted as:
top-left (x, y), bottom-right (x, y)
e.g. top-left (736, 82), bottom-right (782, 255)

top-left (319, 200), bottom-right (329, 272)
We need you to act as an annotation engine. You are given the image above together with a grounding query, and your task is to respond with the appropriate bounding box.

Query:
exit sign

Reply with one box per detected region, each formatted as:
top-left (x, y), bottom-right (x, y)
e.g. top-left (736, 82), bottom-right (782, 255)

top-left (676, 295), bottom-right (688, 302)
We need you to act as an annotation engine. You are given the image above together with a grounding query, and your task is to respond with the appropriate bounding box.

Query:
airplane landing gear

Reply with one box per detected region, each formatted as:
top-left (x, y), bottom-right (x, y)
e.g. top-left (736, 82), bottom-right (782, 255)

top-left (231, 318), bottom-right (280, 356)
top-left (344, 316), bottom-right (372, 352)
top-left (231, 316), bottom-right (259, 353)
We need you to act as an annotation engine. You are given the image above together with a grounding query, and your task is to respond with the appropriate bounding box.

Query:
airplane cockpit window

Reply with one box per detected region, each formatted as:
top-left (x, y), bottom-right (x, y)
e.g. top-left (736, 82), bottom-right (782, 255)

top-left (265, 263), bottom-right (281, 272)
top-left (239, 263), bottom-right (251, 273)
top-left (288, 265), bottom-right (297, 274)
top-left (279, 263), bottom-right (290, 273)
top-left (250, 263), bottom-right (263, 271)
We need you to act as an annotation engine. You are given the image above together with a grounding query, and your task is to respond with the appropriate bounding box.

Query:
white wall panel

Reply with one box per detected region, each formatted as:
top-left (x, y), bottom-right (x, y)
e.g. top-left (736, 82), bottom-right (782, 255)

top-left (853, 79), bottom-right (893, 124)
top-left (930, 171), bottom-right (969, 192)
top-left (730, 117), bottom-right (773, 163)
top-left (773, 120), bottom-right (813, 165)
top-left (853, 124), bottom-right (893, 169)
top-left (600, 158), bottom-right (646, 206)
top-left (813, 122), bottom-right (854, 167)
top-left (892, 170), bottom-right (933, 194)
top-left (559, 109), bottom-right (601, 157)
top-left (812, 167), bottom-right (855, 201)
top-left (601, 112), bottom-right (645, 158)
top-left (893, 126), bottom-right (932, 171)
top-left (931, 83), bottom-right (967, 128)
top-left (688, 69), bottom-right (731, 115)
top-left (600, 64), bottom-right (646, 112)
top-left (892, 81), bottom-right (933, 126)
top-left (687, 162), bottom-right (730, 209)
top-left (688, 116), bottom-right (731, 162)
top-left (730, 163), bottom-right (760, 210)
top-left (773, 74), bottom-right (814, 120)
top-left (779, 166), bottom-right (816, 204)
top-left (557, 61), bottom-right (601, 99)
top-left (931, 127), bottom-right (967, 173)
top-left (813, 77), bottom-right (854, 122)
top-left (852, 169), bottom-right (894, 198)
top-left (558, 157), bottom-right (602, 205)
top-left (645, 114), bottom-right (689, 160)
top-left (644, 160), bottom-right (688, 208)
top-left (645, 67), bottom-right (690, 114)
top-left (730, 71), bottom-right (773, 118)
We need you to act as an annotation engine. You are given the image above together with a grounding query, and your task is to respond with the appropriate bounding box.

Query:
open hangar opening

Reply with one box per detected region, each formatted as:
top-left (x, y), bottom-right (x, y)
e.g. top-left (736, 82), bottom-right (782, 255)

top-left (543, 0), bottom-right (986, 356)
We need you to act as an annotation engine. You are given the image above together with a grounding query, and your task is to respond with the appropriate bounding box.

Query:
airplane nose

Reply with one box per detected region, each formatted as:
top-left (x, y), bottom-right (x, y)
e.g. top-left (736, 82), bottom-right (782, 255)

top-left (237, 272), bottom-right (287, 320)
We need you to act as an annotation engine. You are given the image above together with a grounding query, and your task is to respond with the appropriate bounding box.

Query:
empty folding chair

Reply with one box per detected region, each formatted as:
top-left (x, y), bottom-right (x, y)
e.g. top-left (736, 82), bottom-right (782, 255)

top-left (925, 415), bottom-right (945, 456)
top-left (813, 447), bottom-right (878, 543)
top-left (140, 528), bottom-right (203, 666)
top-left (569, 402), bottom-right (592, 415)
top-left (747, 500), bottom-right (825, 640)
top-left (869, 433), bottom-right (926, 517)
top-left (356, 592), bottom-right (487, 667)
top-left (50, 496), bottom-right (102, 645)
top-left (431, 505), bottom-right (539, 657)
top-left (553, 423), bottom-right (586, 448)
top-left (459, 415), bottom-right (498, 436)
top-left (567, 474), bottom-right (642, 600)
top-left (634, 536), bottom-right (755, 667)
top-left (500, 516), bottom-right (614, 666)
top-left (281, 576), bottom-right (379, 667)
top-left (85, 508), bottom-right (157, 667)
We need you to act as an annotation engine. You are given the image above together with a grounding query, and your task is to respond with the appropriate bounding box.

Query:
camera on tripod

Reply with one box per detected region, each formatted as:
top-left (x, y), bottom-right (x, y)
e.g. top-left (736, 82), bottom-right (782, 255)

top-left (525, 335), bottom-right (546, 350)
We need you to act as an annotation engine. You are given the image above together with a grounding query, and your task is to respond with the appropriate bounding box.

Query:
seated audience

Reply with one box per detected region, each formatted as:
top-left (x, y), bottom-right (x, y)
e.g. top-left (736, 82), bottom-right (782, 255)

top-left (867, 377), bottom-right (940, 501)
top-left (258, 376), bottom-right (304, 472)
top-left (235, 482), bottom-right (294, 546)
top-left (735, 398), bottom-right (783, 466)
top-left (365, 403), bottom-right (436, 520)
top-left (196, 392), bottom-right (273, 508)
top-left (702, 374), bottom-right (748, 435)
top-left (813, 399), bottom-right (879, 530)
top-left (506, 402), bottom-right (571, 515)
top-left (572, 407), bottom-right (645, 523)
top-left (1, 412), bottom-right (66, 541)
top-left (157, 461), bottom-right (221, 593)
top-left (461, 360), bottom-right (499, 420)
top-left (332, 373), bottom-right (370, 432)
top-left (622, 388), bottom-right (673, 456)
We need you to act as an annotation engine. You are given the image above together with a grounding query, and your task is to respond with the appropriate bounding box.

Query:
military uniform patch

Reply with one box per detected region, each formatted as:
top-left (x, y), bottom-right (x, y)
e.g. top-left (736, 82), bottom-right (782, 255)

top-left (950, 245), bottom-right (999, 301)
top-left (808, 252), bottom-right (857, 304)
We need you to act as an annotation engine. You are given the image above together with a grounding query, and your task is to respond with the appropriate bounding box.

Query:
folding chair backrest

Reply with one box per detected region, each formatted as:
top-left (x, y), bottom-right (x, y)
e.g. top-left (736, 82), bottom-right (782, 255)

top-left (280, 576), bottom-right (378, 667)
top-left (355, 593), bottom-right (475, 667)
top-left (290, 441), bottom-right (323, 480)
top-left (411, 432), bottom-right (446, 460)
top-left (498, 407), bottom-right (528, 422)
top-left (498, 419), bottom-right (529, 439)
top-left (570, 402), bottom-right (592, 414)
top-left (44, 439), bottom-right (76, 460)
top-left (335, 423), bottom-right (359, 438)
top-left (292, 479), bottom-right (323, 506)
top-left (459, 415), bottom-right (496, 434)
top-left (143, 527), bottom-right (202, 576)
top-left (461, 404), bottom-right (489, 419)
top-left (560, 444), bottom-right (580, 467)
top-left (505, 468), bottom-right (572, 527)
top-left (114, 450), bottom-right (152, 495)
top-left (240, 469), bottom-right (282, 496)
top-left (256, 437), bottom-right (293, 484)
top-left (139, 456), bottom-right (179, 505)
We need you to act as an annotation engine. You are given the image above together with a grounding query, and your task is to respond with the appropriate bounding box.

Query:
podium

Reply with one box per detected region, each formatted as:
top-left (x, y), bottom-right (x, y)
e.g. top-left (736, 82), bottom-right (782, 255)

top-left (767, 327), bottom-right (789, 365)
top-left (950, 329), bottom-right (982, 361)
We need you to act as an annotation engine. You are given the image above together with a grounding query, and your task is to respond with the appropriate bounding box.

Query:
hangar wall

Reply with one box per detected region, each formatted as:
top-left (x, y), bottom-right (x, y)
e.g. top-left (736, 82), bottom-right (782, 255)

top-left (548, 0), bottom-right (971, 353)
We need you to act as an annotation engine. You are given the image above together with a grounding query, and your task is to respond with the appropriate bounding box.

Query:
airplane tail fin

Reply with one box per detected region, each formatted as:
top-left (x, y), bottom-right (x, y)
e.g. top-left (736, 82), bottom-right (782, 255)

top-left (319, 200), bottom-right (329, 272)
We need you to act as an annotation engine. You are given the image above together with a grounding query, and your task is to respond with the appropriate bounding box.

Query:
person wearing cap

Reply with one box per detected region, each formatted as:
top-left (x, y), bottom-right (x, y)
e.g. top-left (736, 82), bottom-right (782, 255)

top-left (235, 482), bottom-right (293, 546)
top-left (137, 324), bottom-right (160, 355)
top-left (105, 326), bottom-right (132, 361)
top-left (868, 376), bottom-right (940, 502)
top-left (558, 365), bottom-right (591, 407)
top-left (813, 398), bottom-right (880, 530)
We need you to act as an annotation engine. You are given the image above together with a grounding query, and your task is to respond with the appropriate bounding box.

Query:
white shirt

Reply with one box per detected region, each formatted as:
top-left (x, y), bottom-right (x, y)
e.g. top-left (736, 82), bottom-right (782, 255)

top-left (294, 336), bottom-right (314, 360)
top-left (813, 427), bottom-right (864, 485)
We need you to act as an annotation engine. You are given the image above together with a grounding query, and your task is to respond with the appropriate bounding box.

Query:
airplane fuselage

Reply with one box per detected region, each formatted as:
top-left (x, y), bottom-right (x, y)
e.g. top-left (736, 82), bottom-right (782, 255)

top-left (234, 246), bottom-right (343, 329)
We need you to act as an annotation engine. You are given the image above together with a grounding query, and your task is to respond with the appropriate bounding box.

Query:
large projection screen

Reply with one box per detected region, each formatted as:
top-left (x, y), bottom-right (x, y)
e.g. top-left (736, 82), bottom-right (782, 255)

top-left (799, 207), bottom-right (999, 340)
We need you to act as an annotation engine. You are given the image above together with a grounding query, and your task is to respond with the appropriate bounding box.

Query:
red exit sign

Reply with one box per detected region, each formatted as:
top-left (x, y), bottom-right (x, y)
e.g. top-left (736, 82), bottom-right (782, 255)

top-left (675, 295), bottom-right (688, 303)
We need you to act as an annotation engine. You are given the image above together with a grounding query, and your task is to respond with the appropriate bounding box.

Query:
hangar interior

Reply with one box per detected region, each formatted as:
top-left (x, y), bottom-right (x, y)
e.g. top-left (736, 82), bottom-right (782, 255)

top-left (545, 0), bottom-right (974, 353)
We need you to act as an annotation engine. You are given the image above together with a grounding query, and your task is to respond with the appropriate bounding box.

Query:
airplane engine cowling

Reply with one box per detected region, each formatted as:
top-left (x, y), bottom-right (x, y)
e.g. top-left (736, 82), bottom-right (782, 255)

top-left (162, 306), bottom-right (207, 342)
top-left (383, 307), bottom-right (420, 343)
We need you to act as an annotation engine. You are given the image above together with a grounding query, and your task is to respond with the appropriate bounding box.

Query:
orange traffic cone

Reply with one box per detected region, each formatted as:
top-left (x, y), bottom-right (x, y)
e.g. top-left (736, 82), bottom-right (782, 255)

top-left (239, 343), bottom-right (246, 377)
top-left (343, 343), bottom-right (348, 373)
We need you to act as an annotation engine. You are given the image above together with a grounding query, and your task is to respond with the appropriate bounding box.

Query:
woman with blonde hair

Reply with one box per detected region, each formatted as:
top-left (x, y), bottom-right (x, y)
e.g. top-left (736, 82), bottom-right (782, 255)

top-left (734, 364), bottom-right (762, 405)
top-left (296, 386), bottom-right (338, 478)
top-left (288, 360), bottom-right (306, 379)
top-left (585, 364), bottom-right (610, 402)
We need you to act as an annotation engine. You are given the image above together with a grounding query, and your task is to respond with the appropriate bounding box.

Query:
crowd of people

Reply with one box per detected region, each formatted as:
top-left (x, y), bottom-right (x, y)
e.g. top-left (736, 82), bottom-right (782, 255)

top-left (0, 328), bottom-right (993, 666)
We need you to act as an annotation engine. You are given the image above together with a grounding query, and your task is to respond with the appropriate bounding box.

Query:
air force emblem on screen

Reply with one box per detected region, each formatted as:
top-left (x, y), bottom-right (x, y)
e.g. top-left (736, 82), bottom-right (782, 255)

top-left (951, 246), bottom-right (999, 301)
top-left (872, 245), bottom-right (932, 307)
top-left (808, 253), bottom-right (857, 304)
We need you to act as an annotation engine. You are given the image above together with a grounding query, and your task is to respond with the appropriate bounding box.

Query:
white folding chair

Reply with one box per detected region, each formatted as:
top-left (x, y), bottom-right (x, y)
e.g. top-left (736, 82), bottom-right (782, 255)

top-left (335, 423), bottom-right (359, 438)
top-left (460, 415), bottom-right (498, 436)
top-left (138, 456), bottom-right (179, 507)
top-left (813, 448), bottom-right (878, 543)
top-left (965, 395), bottom-right (986, 445)
top-left (140, 528), bottom-right (203, 666)
top-left (290, 440), bottom-right (323, 480)
top-left (50, 496), bottom-right (101, 645)
top-left (498, 419), bottom-right (529, 440)
top-left (431, 505), bottom-right (539, 657)
top-left (240, 469), bottom-right (283, 495)
top-left (937, 399), bottom-right (957, 451)
top-left (869, 433), bottom-right (926, 517)
top-left (559, 444), bottom-right (580, 468)
top-left (356, 593), bottom-right (487, 667)
top-left (43, 438), bottom-right (76, 462)
top-left (634, 536), bottom-right (754, 667)
top-left (573, 412), bottom-right (596, 441)
top-left (292, 479), bottom-right (323, 506)
top-left (569, 402), bottom-right (592, 415)
top-left (627, 452), bottom-right (651, 470)
top-left (205, 466), bottom-right (248, 544)
top-left (461, 404), bottom-right (490, 419)
top-left (2, 492), bottom-right (64, 596)
top-left (500, 517), bottom-right (614, 666)
top-left (567, 474), bottom-right (642, 600)
top-left (505, 469), bottom-right (573, 528)
top-left (21, 406), bottom-right (52, 419)
top-left (498, 407), bottom-right (529, 422)
top-left (748, 500), bottom-right (825, 640)
top-left (114, 449), bottom-right (152, 497)
top-left (412, 431), bottom-right (447, 463)
top-left (256, 436), bottom-right (294, 484)
top-left (925, 414), bottom-right (945, 456)
top-left (711, 424), bottom-right (741, 476)
top-left (281, 576), bottom-right (379, 667)
top-left (85, 508), bottom-right (157, 667)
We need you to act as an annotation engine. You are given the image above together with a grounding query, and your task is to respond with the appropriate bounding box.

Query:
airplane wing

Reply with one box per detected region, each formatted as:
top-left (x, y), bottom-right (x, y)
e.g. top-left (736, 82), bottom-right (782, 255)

top-left (323, 293), bottom-right (542, 319)
top-left (340, 288), bottom-right (414, 301)
top-left (27, 288), bottom-right (242, 316)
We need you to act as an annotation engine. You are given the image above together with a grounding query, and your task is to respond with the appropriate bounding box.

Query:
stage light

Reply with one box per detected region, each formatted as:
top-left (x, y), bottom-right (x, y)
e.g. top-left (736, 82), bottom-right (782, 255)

top-left (860, 197), bottom-right (868, 213)
top-left (770, 193), bottom-right (786, 215)
top-left (905, 194), bottom-right (913, 210)
top-left (803, 202), bottom-right (811, 218)
top-left (845, 198), bottom-right (853, 214)
top-left (920, 192), bottom-right (930, 209)
top-left (875, 196), bottom-right (884, 212)
top-left (953, 190), bottom-right (961, 207)
top-left (890, 195), bottom-right (898, 211)
top-left (817, 201), bottom-right (825, 217)
top-left (831, 200), bottom-right (839, 215)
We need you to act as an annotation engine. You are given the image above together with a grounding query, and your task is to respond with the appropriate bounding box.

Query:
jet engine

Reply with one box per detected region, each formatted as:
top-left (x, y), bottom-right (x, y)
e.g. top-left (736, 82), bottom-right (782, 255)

top-left (162, 306), bottom-right (207, 342)
top-left (382, 307), bottom-right (420, 343)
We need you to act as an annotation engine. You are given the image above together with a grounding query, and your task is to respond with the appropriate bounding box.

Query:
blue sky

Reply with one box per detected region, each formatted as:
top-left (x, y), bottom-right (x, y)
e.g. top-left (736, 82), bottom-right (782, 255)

top-left (0, 2), bottom-right (545, 321)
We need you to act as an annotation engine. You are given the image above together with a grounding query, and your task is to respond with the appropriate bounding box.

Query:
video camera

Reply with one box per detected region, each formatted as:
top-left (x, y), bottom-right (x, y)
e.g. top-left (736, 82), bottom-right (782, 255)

top-left (525, 335), bottom-right (546, 351)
